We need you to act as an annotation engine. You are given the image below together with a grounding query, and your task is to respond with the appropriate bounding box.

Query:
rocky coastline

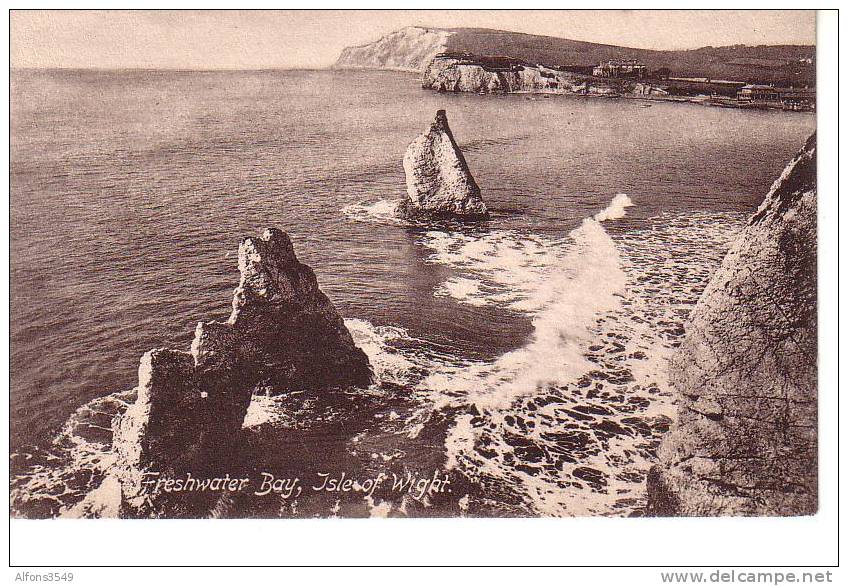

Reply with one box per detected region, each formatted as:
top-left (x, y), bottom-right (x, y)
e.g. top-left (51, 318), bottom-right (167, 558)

top-left (112, 228), bottom-right (372, 516)
top-left (100, 109), bottom-right (489, 517)
top-left (422, 53), bottom-right (668, 97)
top-left (333, 28), bottom-right (815, 110)
top-left (107, 135), bottom-right (818, 520)
top-left (51, 82), bottom-right (816, 521)
top-left (645, 133), bottom-right (817, 516)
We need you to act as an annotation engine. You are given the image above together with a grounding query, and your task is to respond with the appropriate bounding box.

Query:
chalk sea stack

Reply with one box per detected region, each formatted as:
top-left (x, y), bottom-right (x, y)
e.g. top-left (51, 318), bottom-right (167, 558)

top-left (113, 228), bottom-right (372, 516)
top-left (401, 110), bottom-right (488, 220)
top-left (646, 133), bottom-right (817, 516)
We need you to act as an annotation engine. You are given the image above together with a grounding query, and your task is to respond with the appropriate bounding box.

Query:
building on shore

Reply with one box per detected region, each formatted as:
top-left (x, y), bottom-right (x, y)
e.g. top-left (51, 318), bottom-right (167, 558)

top-left (736, 84), bottom-right (816, 111)
top-left (778, 88), bottom-right (816, 111)
top-left (736, 84), bottom-right (781, 106)
top-left (592, 59), bottom-right (647, 79)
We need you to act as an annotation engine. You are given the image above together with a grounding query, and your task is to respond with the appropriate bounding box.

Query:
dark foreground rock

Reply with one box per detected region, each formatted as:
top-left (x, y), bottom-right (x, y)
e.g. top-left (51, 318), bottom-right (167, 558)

top-left (195, 228), bottom-right (372, 392)
top-left (400, 110), bottom-right (488, 220)
top-left (646, 133), bottom-right (817, 516)
top-left (113, 228), bottom-right (372, 516)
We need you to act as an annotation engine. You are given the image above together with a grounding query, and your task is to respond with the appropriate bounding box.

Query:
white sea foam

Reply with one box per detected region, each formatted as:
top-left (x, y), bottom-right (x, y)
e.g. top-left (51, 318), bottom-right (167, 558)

top-left (416, 194), bottom-right (699, 515)
top-left (430, 204), bottom-right (747, 517)
top-left (422, 231), bottom-right (554, 310)
top-left (594, 193), bottom-right (633, 222)
top-left (241, 318), bottom-right (431, 430)
top-left (341, 199), bottom-right (405, 225)
top-left (10, 389), bottom-right (134, 518)
top-left (434, 277), bottom-right (487, 306)
top-left (418, 195), bottom-right (630, 410)
top-left (345, 318), bottom-right (421, 386)
top-left (63, 474), bottom-right (122, 519)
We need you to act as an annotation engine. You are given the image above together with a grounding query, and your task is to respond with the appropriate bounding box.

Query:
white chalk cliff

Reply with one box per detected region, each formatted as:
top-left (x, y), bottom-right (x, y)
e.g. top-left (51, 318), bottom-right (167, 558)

top-left (334, 26), bottom-right (453, 72)
top-left (422, 54), bottom-right (666, 96)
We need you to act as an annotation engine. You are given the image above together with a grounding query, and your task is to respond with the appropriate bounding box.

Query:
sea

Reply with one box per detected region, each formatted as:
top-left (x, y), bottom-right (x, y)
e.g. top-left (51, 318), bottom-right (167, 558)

top-left (10, 68), bottom-right (815, 518)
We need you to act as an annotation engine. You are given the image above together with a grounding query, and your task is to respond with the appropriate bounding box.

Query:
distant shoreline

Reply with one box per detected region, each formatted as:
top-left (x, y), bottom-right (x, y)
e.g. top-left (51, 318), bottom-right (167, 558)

top-left (13, 67), bottom-right (814, 114)
top-left (492, 89), bottom-right (815, 114)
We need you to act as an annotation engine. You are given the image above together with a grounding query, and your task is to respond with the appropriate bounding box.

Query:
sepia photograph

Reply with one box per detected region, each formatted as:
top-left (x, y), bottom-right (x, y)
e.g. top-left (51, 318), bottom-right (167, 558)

top-left (5, 6), bottom-right (838, 573)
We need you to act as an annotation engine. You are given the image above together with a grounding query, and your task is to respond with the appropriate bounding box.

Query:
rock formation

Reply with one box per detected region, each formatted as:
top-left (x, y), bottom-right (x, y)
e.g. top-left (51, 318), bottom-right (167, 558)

top-left (423, 54), bottom-right (579, 94)
top-left (646, 133), bottom-right (817, 516)
top-left (113, 228), bottom-right (372, 516)
top-left (195, 228), bottom-right (372, 392)
top-left (422, 54), bottom-right (664, 96)
top-left (401, 110), bottom-right (488, 220)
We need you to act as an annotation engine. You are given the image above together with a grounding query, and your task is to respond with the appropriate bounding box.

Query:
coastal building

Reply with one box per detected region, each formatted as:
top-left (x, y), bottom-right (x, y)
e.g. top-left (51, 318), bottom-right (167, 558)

top-left (736, 84), bottom-right (781, 107)
top-left (778, 88), bottom-right (816, 111)
top-left (736, 84), bottom-right (816, 111)
top-left (592, 59), bottom-right (647, 79)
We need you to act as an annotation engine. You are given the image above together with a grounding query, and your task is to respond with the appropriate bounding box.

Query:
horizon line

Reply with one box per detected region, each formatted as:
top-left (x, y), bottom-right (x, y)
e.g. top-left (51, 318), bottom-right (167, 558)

top-left (9, 66), bottom-right (345, 72)
top-left (10, 29), bottom-right (817, 72)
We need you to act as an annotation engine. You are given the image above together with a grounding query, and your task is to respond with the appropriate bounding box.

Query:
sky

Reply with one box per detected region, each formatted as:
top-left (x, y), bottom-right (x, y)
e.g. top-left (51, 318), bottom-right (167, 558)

top-left (11, 10), bottom-right (817, 70)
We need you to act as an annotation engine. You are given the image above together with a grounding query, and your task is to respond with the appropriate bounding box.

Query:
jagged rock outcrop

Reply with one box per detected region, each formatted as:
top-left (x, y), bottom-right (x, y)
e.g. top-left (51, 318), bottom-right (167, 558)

top-left (631, 82), bottom-right (669, 96)
top-left (423, 54), bottom-right (582, 94)
top-left (422, 54), bottom-right (663, 96)
top-left (113, 228), bottom-right (372, 516)
top-left (195, 228), bottom-right (372, 391)
top-left (334, 26), bottom-right (453, 72)
top-left (400, 110), bottom-right (488, 220)
top-left (646, 133), bottom-right (817, 516)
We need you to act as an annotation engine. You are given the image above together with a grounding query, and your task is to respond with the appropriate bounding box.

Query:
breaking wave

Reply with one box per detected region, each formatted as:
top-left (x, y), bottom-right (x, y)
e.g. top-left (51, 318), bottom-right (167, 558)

top-left (417, 194), bottom-right (631, 410)
top-left (402, 196), bottom-right (746, 516)
top-left (339, 192), bottom-right (725, 515)
top-left (10, 389), bottom-right (134, 518)
top-left (10, 193), bottom-right (746, 519)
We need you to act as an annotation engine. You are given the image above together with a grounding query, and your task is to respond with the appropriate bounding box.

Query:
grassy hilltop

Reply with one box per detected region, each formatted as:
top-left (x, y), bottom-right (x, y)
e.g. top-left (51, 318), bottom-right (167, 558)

top-left (443, 28), bottom-right (816, 86)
